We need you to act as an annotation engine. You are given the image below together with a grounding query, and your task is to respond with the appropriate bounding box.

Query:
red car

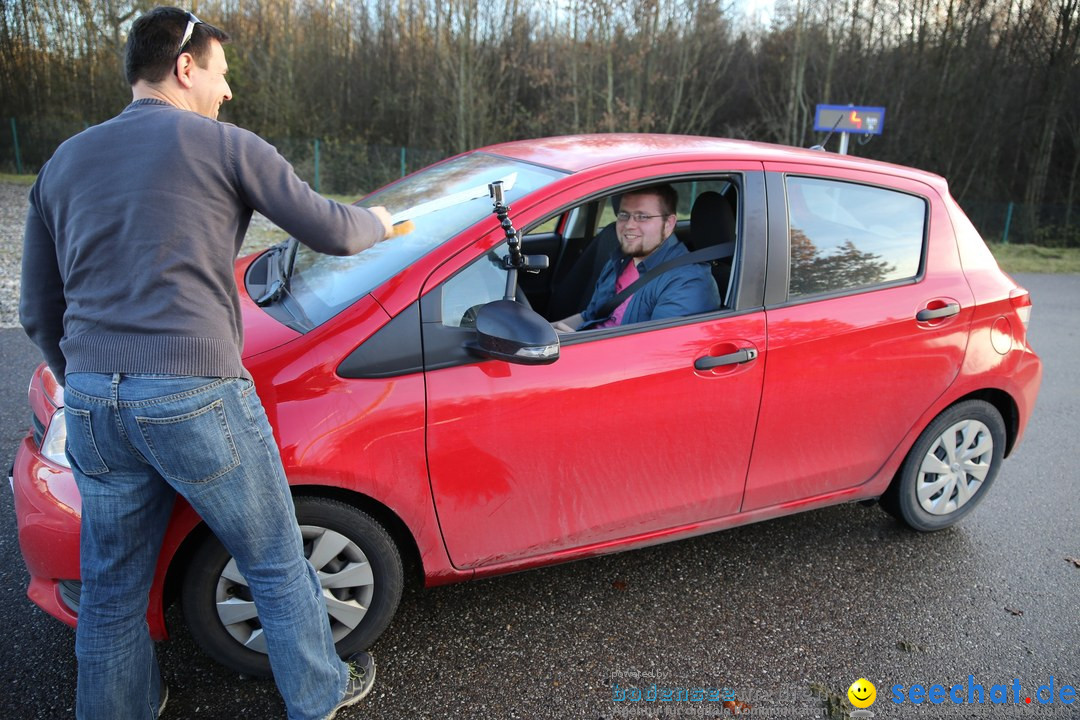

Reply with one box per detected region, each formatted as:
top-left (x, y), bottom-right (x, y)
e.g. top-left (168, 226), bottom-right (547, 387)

top-left (11, 135), bottom-right (1041, 676)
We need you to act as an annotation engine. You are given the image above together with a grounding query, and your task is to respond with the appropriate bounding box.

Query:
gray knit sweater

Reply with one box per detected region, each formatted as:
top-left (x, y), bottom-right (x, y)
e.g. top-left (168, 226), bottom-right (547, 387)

top-left (20, 99), bottom-right (386, 384)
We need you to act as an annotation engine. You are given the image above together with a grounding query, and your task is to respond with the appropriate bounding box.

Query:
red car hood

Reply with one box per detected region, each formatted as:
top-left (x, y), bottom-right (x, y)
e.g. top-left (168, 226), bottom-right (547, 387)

top-left (235, 253), bottom-right (303, 358)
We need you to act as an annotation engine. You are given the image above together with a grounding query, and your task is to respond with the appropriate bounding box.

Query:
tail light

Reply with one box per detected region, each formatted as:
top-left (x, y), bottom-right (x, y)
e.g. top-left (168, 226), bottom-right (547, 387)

top-left (1009, 287), bottom-right (1032, 330)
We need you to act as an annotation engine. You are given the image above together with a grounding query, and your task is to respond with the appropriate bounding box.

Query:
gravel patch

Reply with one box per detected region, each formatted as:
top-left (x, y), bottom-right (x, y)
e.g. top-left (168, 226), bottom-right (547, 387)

top-left (0, 181), bottom-right (287, 329)
top-left (0, 183), bottom-right (29, 328)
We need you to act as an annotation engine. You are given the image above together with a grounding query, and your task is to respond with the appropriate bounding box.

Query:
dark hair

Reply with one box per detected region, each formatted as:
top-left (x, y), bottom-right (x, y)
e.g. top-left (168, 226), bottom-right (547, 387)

top-left (124, 6), bottom-right (230, 85)
top-left (624, 184), bottom-right (678, 217)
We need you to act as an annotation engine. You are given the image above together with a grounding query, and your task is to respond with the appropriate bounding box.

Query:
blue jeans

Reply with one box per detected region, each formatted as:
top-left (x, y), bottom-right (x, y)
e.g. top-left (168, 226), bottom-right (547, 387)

top-left (63, 373), bottom-right (347, 720)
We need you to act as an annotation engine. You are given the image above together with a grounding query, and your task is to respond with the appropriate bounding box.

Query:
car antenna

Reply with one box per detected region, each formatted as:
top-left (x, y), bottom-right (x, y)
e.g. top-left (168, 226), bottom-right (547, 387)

top-left (810, 113), bottom-right (845, 152)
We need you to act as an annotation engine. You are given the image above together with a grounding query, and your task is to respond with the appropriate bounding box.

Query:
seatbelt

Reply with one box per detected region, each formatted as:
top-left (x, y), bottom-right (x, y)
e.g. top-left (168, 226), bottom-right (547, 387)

top-left (594, 240), bottom-right (735, 319)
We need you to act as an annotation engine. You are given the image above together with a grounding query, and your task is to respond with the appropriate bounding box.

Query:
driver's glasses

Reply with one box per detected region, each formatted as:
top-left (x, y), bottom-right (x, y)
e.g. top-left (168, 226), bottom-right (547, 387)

top-left (615, 211), bottom-right (669, 223)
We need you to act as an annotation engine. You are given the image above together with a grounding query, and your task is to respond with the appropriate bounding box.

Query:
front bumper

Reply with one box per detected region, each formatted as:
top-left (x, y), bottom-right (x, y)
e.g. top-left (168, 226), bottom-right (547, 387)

top-left (11, 434), bottom-right (81, 629)
top-left (11, 434), bottom-right (177, 642)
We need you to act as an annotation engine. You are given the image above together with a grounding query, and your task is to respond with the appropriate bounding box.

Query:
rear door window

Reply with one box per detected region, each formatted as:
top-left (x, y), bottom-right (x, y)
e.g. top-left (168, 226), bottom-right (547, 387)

top-left (786, 176), bottom-right (926, 298)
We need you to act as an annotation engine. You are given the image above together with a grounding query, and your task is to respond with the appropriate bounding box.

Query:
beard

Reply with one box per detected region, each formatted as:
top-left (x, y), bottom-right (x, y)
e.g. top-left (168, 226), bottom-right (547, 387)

top-left (620, 234), bottom-right (663, 258)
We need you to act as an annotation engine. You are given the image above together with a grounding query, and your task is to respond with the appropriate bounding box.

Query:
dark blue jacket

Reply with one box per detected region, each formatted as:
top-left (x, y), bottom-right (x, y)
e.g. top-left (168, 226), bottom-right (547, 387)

top-left (579, 235), bottom-right (720, 328)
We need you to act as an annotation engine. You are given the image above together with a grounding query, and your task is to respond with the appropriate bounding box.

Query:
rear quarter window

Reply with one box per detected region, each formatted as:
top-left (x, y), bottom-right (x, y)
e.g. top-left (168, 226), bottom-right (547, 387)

top-left (786, 176), bottom-right (926, 298)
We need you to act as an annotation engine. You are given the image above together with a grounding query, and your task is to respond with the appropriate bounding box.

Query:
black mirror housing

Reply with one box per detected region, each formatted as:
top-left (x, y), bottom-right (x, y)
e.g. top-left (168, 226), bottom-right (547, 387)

top-left (473, 300), bottom-right (560, 365)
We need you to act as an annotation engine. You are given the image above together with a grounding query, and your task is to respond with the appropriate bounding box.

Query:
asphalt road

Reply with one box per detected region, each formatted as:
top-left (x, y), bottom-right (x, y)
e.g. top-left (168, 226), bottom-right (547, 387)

top-left (1, 273), bottom-right (1077, 719)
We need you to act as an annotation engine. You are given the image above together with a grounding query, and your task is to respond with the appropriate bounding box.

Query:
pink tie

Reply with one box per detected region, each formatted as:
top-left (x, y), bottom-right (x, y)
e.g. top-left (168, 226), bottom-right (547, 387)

top-left (598, 261), bottom-right (640, 328)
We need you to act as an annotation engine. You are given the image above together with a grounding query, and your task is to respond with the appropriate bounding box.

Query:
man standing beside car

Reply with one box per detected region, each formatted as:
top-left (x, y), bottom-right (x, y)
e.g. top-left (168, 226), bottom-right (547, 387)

top-left (553, 184), bottom-right (719, 332)
top-left (19, 7), bottom-right (390, 720)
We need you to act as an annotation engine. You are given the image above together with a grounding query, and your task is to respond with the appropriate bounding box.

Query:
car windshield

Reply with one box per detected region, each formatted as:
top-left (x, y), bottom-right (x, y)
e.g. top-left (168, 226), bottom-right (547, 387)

top-left (285, 153), bottom-right (567, 325)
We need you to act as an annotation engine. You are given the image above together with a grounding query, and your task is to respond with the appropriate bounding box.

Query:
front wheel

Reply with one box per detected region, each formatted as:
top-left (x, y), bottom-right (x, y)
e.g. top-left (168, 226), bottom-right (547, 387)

top-left (181, 496), bottom-right (404, 677)
top-left (881, 399), bottom-right (1006, 532)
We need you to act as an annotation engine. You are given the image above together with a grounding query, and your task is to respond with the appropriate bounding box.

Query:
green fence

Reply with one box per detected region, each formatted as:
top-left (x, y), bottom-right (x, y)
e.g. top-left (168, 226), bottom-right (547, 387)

top-left (265, 136), bottom-right (448, 196)
top-left (1, 116), bottom-right (448, 196)
top-left (962, 200), bottom-right (1080, 248)
top-left (3, 116), bottom-right (90, 176)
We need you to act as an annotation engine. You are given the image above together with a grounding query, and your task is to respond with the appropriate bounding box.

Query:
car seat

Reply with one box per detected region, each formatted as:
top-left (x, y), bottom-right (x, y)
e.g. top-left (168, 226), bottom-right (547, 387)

top-left (688, 190), bottom-right (737, 303)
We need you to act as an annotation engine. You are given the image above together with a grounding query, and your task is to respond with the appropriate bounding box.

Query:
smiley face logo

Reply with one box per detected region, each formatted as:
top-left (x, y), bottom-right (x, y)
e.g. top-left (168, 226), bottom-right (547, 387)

top-left (848, 678), bottom-right (876, 708)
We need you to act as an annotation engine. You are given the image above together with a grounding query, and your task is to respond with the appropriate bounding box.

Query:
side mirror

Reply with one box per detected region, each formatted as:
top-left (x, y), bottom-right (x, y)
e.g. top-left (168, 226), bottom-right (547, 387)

top-left (472, 300), bottom-right (560, 365)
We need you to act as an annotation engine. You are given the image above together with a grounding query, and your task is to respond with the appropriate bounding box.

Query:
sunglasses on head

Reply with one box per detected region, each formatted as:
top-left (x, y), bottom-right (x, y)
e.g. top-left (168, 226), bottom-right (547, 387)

top-left (177, 12), bottom-right (202, 57)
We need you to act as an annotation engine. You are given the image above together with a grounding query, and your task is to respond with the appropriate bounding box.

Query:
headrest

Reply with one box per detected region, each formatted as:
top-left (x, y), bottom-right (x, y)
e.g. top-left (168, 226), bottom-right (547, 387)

top-left (689, 191), bottom-right (734, 251)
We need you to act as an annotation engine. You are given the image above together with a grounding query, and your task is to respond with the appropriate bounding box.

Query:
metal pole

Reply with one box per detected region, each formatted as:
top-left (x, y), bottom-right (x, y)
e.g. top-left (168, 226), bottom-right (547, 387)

top-left (400, 146), bottom-right (406, 178)
top-left (1002, 202), bottom-right (1013, 245)
top-left (838, 132), bottom-right (850, 155)
top-left (11, 118), bottom-right (23, 174)
top-left (313, 138), bottom-right (320, 193)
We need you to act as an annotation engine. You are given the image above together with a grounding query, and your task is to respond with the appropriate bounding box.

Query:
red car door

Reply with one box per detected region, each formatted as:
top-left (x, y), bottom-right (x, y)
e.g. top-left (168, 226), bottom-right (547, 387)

top-left (422, 173), bottom-right (769, 570)
top-left (425, 313), bottom-right (766, 569)
top-left (741, 166), bottom-right (975, 511)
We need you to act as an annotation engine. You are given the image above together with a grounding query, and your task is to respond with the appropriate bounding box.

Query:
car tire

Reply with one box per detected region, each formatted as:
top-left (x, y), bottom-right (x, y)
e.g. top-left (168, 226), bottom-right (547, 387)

top-left (881, 399), bottom-right (1006, 532)
top-left (181, 496), bottom-right (404, 677)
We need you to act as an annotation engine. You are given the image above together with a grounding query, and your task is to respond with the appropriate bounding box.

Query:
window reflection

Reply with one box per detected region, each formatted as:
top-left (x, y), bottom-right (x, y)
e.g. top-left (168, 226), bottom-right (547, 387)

top-left (787, 177), bottom-right (925, 298)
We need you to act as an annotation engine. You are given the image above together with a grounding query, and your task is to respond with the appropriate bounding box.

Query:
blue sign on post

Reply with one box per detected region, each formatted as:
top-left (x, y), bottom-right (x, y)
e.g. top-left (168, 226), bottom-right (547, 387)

top-left (814, 105), bottom-right (886, 135)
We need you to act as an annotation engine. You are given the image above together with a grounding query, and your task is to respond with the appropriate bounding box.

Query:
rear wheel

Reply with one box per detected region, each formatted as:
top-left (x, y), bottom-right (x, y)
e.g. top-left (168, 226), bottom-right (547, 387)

top-left (881, 399), bottom-right (1006, 532)
top-left (181, 497), bottom-right (403, 676)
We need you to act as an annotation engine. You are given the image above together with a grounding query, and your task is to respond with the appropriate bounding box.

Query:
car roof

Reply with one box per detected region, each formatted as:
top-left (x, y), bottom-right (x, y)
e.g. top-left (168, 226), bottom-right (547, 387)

top-left (481, 133), bottom-right (947, 187)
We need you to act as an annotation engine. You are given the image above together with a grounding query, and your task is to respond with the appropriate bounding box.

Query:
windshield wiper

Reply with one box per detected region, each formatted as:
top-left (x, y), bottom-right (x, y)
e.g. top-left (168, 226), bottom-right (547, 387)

top-left (253, 238), bottom-right (298, 306)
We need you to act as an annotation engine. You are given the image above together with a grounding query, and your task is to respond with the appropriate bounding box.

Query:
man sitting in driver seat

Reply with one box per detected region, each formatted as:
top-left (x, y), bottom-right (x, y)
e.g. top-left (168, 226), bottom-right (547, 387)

top-left (553, 184), bottom-right (719, 332)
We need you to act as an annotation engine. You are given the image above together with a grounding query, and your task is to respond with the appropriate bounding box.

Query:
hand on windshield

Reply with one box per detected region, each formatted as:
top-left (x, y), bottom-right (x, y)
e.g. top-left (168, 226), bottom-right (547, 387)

top-left (368, 206), bottom-right (394, 239)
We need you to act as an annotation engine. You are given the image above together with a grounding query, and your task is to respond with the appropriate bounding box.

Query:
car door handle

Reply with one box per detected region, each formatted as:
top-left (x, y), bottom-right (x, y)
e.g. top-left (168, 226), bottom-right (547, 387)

top-left (694, 348), bottom-right (758, 371)
top-left (916, 303), bottom-right (960, 322)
